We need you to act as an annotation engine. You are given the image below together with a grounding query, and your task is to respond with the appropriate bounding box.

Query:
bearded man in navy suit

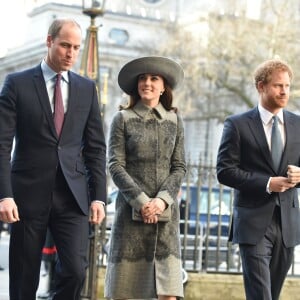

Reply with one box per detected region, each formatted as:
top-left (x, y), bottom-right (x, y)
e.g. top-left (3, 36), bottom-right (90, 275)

top-left (217, 59), bottom-right (300, 300)
top-left (0, 18), bottom-right (107, 300)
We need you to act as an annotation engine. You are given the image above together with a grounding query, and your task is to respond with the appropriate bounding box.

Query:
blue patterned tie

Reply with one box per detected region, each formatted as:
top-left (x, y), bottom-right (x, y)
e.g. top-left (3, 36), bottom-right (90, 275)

top-left (271, 115), bottom-right (283, 171)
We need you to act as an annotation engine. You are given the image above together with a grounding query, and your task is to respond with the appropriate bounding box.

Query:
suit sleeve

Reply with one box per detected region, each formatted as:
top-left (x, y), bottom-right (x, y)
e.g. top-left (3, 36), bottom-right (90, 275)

top-left (216, 117), bottom-right (269, 193)
top-left (0, 75), bottom-right (16, 199)
top-left (82, 82), bottom-right (107, 203)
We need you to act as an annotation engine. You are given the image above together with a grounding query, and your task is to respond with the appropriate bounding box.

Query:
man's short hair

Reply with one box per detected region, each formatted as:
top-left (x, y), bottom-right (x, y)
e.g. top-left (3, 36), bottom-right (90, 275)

top-left (253, 59), bottom-right (293, 89)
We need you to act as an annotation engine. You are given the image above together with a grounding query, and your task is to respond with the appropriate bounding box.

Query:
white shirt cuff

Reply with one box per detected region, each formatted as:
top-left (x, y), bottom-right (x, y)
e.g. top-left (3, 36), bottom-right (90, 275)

top-left (92, 200), bottom-right (105, 206)
top-left (266, 177), bottom-right (272, 194)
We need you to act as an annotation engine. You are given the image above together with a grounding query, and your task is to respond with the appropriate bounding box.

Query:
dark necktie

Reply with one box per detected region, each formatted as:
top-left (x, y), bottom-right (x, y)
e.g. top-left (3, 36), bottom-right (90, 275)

top-left (271, 115), bottom-right (283, 171)
top-left (53, 73), bottom-right (64, 137)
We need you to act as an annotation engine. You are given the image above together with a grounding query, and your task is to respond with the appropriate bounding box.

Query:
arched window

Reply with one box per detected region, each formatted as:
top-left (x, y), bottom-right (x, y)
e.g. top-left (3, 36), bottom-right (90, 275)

top-left (109, 28), bottom-right (129, 45)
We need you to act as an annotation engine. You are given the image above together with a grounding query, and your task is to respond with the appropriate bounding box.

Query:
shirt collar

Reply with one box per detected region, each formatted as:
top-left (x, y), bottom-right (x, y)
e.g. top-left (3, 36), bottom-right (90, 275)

top-left (258, 104), bottom-right (284, 125)
top-left (41, 59), bottom-right (69, 83)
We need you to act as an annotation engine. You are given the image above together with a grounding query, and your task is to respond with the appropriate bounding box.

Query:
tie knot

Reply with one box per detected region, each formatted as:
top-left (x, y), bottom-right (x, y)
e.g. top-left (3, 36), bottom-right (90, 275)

top-left (272, 115), bottom-right (279, 125)
top-left (56, 73), bottom-right (62, 82)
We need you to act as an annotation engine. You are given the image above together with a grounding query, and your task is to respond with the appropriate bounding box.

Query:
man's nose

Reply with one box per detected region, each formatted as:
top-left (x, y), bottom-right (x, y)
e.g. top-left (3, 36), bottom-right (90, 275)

top-left (281, 87), bottom-right (288, 94)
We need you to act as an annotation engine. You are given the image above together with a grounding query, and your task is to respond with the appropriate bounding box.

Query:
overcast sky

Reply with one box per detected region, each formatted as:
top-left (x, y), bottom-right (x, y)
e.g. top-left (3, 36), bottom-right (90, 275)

top-left (0, 0), bottom-right (28, 57)
top-left (0, 0), bottom-right (262, 58)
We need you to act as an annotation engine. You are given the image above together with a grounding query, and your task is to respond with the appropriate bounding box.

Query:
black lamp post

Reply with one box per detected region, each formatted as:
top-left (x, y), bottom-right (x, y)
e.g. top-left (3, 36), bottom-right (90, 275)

top-left (80, 2), bottom-right (106, 300)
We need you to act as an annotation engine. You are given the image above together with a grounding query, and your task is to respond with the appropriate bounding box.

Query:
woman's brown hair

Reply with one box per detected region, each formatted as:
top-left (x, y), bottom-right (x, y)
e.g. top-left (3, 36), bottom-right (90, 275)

top-left (119, 77), bottom-right (177, 112)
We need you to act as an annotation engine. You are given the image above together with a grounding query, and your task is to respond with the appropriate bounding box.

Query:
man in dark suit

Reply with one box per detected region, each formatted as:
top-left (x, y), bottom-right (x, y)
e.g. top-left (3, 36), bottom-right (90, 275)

top-left (217, 59), bottom-right (300, 300)
top-left (0, 18), bottom-right (107, 300)
top-left (0, 221), bottom-right (5, 270)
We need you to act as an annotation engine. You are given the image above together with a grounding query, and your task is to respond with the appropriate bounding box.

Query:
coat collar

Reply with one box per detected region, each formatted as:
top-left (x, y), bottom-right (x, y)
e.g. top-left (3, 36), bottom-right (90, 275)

top-left (132, 101), bottom-right (168, 119)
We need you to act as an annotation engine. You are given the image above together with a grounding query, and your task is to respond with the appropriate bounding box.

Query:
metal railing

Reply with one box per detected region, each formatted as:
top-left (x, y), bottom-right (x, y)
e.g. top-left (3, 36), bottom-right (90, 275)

top-left (179, 161), bottom-right (300, 276)
top-left (97, 159), bottom-right (300, 289)
top-left (81, 221), bottom-right (107, 300)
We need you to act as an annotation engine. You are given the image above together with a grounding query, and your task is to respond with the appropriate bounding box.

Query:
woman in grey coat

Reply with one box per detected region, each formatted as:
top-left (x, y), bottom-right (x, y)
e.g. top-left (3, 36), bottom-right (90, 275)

top-left (104, 56), bottom-right (186, 300)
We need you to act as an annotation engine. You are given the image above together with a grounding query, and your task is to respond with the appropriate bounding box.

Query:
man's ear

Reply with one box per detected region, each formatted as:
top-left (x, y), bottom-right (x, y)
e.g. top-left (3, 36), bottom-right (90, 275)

top-left (46, 35), bottom-right (52, 47)
top-left (257, 81), bottom-right (265, 93)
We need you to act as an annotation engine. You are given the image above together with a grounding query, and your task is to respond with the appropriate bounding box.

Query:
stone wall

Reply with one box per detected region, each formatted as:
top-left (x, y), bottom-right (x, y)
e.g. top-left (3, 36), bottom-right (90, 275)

top-left (96, 268), bottom-right (300, 299)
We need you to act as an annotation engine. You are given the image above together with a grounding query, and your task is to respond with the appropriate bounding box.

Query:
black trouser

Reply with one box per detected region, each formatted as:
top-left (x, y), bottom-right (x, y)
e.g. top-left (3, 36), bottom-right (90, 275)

top-left (9, 167), bottom-right (89, 300)
top-left (239, 207), bottom-right (294, 300)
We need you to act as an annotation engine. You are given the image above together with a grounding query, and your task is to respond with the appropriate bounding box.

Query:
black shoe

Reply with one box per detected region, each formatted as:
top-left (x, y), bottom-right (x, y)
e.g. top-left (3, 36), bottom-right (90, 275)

top-left (0, 266), bottom-right (4, 271)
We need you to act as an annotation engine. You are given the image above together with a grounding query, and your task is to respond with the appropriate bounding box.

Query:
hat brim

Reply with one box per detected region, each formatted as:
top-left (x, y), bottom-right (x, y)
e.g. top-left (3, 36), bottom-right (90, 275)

top-left (118, 56), bottom-right (184, 95)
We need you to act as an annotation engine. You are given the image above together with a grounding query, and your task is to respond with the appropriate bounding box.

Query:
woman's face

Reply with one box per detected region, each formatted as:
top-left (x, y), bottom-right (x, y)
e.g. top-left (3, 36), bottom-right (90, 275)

top-left (137, 73), bottom-right (165, 106)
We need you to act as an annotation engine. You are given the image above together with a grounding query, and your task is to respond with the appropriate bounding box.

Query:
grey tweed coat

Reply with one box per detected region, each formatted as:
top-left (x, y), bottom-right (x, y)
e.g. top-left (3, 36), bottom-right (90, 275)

top-left (104, 101), bottom-right (186, 299)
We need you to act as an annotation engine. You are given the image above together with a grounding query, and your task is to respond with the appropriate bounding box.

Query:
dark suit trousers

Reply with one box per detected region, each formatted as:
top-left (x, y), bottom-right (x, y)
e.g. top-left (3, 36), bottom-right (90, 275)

top-left (9, 166), bottom-right (89, 300)
top-left (239, 206), bottom-right (294, 300)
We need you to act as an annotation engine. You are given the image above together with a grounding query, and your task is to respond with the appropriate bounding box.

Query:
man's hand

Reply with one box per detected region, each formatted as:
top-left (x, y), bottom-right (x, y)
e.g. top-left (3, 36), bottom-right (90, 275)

top-left (0, 198), bottom-right (20, 223)
top-left (287, 165), bottom-right (300, 184)
top-left (89, 201), bottom-right (105, 225)
top-left (269, 176), bottom-right (296, 193)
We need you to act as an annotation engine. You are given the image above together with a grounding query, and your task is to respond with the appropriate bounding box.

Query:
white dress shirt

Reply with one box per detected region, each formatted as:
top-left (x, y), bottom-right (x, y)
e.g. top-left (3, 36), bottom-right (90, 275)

top-left (258, 104), bottom-right (285, 193)
top-left (41, 59), bottom-right (69, 113)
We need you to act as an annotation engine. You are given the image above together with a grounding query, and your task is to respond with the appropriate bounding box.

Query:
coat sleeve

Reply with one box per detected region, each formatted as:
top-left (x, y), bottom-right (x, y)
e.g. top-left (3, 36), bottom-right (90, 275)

top-left (156, 113), bottom-right (186, 206)
top-left (108, 111), bottom-right (150, 211)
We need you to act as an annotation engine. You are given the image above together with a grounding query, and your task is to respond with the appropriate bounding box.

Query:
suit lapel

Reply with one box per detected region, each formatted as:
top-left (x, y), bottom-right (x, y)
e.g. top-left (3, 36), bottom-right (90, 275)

top-left (32, 67), bottom-right (83, 141)
top-left (280, 111), bottom-right (294, 173)
top-left (33, 66), bottom-right (57, 138)
top-left (248, 108), bottom-right (275, 171)
top-left (248, 108), bottom-right (293, 174)
top-left (59, 72), bottom-right (78, 139)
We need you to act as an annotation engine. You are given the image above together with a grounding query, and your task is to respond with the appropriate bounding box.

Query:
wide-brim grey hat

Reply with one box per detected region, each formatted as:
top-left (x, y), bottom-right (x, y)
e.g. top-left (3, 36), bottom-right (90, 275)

top-left (118, 56), bottom-right (184, 95)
